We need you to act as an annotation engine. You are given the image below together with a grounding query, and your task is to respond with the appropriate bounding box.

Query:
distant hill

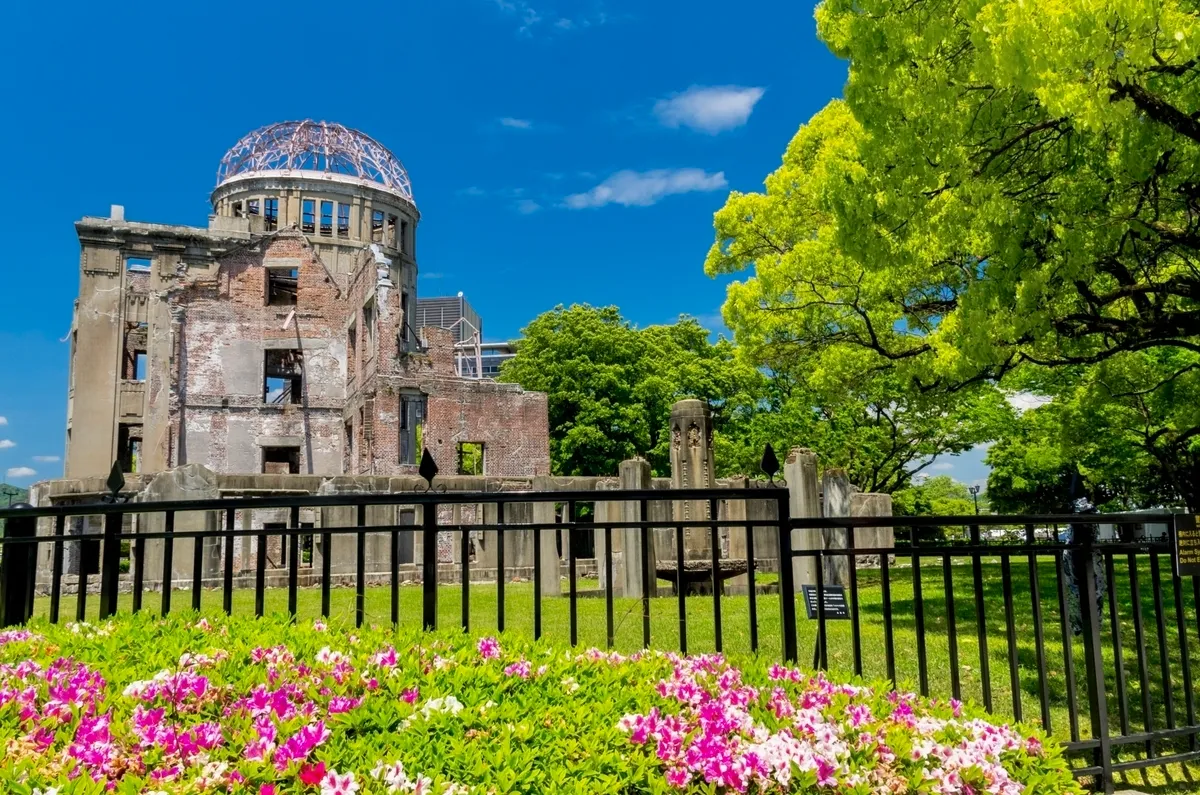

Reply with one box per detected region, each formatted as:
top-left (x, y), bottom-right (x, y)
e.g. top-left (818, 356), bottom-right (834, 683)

top-left (0, 483), bottom-right (30, 533)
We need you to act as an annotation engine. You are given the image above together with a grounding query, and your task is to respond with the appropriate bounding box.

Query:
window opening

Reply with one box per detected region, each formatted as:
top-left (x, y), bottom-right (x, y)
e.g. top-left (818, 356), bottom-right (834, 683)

top-left (387, 214), bottom-right (398, 247)
top-left (232, 201), bottom-right (244, 218)
top-left (247, 199), bottom-right (260, 216)
top-left (266, 267), bottom-right (298, 306)
top-left (300, 523), bottom-right (315, 567)
top-left (263, 350), bottom-right (302, 405)
top-left (456, 442), bottom-right (484, 476)
top-left (400, 292), bottom-right (410, 344)
top-left (363, 300), bottom-right (376, 358)
top-left (262, 446), bottom-right (300, 475)
top-left (302, 200), bottom-right (316, 234)
top-left (125, 257), bottom-right (152, 273)
top-left (399, 393), bottom-right (426, 465)
top-left (371, 210), bottom-right (384, 242)
top-left (118, 424), bottom-right (142, 473)
top-left (264, 198), bottom-right (279, 230)
top-left (337, 204), bottom-right (350, 238)
top-left (400, 219), bottom-right (409, 253)
top-left (320, 200), bottom-right (333, 237)
top-left (134, 351), bottom-right (147, 381)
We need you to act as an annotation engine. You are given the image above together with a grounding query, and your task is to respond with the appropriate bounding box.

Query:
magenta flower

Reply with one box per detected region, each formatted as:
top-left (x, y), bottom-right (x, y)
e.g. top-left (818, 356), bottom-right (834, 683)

top-left (477, 637), bottom-right (501, 660)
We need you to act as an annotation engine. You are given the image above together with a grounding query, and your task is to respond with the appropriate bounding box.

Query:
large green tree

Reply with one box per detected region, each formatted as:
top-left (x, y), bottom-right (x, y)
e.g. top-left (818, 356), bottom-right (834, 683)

top-left (708, 0), bottom-right (1200, 383)
top-left (715, 369), bottom-right (1009, 493)
top-left (501, 306), bottom-right (1006, 490)
top-left (707, 0), bottom-right (1200, 506)
top-left (987, 349), bottom-right (1200, 510)
top-left (497, 305), bottom-right (761, 477)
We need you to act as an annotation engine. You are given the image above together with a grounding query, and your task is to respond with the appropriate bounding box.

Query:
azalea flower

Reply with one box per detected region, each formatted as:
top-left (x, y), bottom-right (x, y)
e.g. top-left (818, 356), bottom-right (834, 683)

top-left (320, 769), bottom-right (359, 795)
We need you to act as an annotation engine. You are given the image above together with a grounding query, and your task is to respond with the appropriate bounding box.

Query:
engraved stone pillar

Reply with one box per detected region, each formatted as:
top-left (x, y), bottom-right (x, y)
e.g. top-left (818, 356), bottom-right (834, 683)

top-left (669, 399), bottom-right (716, 561)
top-left (532, 477), bottom-right (561, 596)
top-left (618, 458), bottom-right (655, 597)
top-left (822, 468), bottom-right (854, 587)
top-left (593, 479), bottom-right (622, 592)
top-left (785, 448), bottom-right (821, 585)
top-left (850, 493), bottom-right (894, 568)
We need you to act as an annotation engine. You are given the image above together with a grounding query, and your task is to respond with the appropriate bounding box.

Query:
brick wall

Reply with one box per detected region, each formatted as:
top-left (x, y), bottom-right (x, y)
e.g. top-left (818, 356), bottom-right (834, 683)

top-left (121, 225), bottom-right (552, 480)
top-left (171, 231), bottom-right (347, 475)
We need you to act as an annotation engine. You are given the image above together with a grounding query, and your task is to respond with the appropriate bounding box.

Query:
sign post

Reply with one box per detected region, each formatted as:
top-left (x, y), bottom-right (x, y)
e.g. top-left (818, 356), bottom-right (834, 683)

top-left (1174, 514), bottom-right (1200, 578)
top-left (800, 584), bottom-right (850, 620)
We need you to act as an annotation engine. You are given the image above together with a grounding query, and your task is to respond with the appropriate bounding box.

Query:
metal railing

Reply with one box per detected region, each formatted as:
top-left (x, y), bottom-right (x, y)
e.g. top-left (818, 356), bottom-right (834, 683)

top-left (0, 484), bottom-right (1195, 791)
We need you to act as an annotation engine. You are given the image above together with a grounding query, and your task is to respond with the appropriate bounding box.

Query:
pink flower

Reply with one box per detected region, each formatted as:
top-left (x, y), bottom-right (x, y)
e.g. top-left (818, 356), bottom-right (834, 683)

top-left (477, 637), bottom-right (501, 660)
top-left (328, 696), bottom-right (362, 714)
top-left (320, 769), bottom-right (358, 795)
top-left (275, 721), bottom-right (331, 771)
top-left (299, 761), bottom-right (327, 786)
top-left (504, 659), bottom-right (531, 679)
top-left (401, 687), bottom-right (420, 704)
top-left (260, 785), bottom-right (277, 795)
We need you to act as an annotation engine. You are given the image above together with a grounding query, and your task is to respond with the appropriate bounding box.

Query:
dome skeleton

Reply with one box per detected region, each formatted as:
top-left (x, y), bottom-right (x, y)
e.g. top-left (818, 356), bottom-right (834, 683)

top-left (216, 120), bottom-right (414, 204)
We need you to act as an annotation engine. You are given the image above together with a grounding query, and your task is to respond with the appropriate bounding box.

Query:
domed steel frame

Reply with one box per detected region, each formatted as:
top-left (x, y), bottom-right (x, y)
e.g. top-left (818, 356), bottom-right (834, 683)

top-left (216, 120), bottom-right (414, 203)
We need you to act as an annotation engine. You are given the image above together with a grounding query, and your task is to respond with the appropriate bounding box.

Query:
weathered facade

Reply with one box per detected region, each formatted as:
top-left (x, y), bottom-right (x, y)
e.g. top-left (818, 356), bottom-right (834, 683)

top-left (64, 121), bottom-right (549, 483)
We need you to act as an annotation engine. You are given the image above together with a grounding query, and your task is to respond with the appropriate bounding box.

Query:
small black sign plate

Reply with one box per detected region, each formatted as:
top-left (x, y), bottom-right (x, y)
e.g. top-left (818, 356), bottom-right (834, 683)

top-left (1175, 514), bottom-right (1200, 578)
top-left (801, 585), bottom-right (850, 620)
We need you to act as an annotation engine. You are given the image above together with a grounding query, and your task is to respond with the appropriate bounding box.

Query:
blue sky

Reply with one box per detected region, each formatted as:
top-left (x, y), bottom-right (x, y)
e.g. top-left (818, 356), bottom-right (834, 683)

top-left (0, 0), bottom-right (988, 488)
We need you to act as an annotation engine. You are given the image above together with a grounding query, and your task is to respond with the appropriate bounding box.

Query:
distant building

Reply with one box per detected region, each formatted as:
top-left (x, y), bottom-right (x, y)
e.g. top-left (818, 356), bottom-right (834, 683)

top-left (416, 296), bottom-right (518, 380)
top-left (455, 341), bottom-right (517, 380)
top-left (415, 295), bottom-right (482, 345)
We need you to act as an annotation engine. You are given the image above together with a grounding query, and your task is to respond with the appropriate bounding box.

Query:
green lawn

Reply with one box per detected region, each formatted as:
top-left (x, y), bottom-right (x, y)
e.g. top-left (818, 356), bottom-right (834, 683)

top-left (33, 554), bottom-right (1200, 782)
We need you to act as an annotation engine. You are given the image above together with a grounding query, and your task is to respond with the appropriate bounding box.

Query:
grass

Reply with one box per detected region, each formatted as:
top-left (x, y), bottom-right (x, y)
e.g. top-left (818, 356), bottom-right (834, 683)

top-left (32, 554), bottom-right (1200, 785)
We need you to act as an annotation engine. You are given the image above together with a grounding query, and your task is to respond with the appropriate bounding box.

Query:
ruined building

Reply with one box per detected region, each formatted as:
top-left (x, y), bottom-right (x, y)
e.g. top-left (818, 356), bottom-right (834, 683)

top-left (64, 120), bottom-right (550, 482)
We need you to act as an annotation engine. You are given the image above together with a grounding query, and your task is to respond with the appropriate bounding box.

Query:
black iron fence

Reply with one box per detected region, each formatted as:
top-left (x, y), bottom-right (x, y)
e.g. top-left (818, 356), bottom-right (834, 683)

top-left (0, 485), bottom-right (1196, 793)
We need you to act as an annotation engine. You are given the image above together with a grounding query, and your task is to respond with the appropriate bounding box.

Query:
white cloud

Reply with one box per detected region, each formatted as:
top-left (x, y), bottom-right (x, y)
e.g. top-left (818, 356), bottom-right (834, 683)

top-left (0, 440), bottom-right (14, 450)
top-left (32, 455), bottom-right (60, 463)
top-left (5, 467), bottom-right (35, 479)
top-left (494, 0), bottom-right (542, 33)
top-left (0, 416), bottom-right (7, 426)
top-left (1006, 391), bottom-right (1053, 413)
top-left (928, 461), bottom-right (955, 472)
top-left (499, 117), bottom-right (533, 130)
top-left (491, 0), bottom-right (609, 34)
top-left (564, 168), bottom-right (728, 209)
top-left (515, 199), bottom-right (542, 214)
top-left (458, 186), bottom-right (487, 197)
top-left (419, 272), bottom-right (445, 280)
top-left (654, 85), bottom-right (766, 134)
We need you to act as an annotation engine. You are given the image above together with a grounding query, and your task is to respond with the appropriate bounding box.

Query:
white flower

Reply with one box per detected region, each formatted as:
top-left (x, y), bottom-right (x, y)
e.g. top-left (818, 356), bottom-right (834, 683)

top-left (420, 696), bottom-right (464, 718)
top-left (1176, 30), bottom-right (1185, 41)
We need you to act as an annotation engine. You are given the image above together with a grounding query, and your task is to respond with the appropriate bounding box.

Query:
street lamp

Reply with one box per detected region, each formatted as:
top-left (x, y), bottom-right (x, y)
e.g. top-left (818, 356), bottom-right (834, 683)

top-left (968, 485), bottom-right (981, 515)
top-left (0, 485), bottom-right (21, 508)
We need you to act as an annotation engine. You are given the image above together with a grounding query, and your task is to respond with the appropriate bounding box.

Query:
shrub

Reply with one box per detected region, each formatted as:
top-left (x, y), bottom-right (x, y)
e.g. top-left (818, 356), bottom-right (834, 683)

top-left (0, 614), bottom-right (1082, 794)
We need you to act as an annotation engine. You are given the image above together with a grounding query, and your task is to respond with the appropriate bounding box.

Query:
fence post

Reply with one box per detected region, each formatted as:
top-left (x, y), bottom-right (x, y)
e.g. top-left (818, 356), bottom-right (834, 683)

top-left (0, 504), bottom-right (38, 627)
top-left (422, 502), bottom-right (438, 631)
top-left (1073, 523), bottom-right (1113, 793)
top-left (98, 510), bottom-right (123, 620)
top-left (776, 490), bottom-right (798, 663)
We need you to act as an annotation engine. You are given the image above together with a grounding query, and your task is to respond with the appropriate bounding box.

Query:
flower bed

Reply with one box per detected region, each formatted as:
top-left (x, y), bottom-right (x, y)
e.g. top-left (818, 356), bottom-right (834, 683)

top-left (0, 614), bottom-right (1081, 794)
